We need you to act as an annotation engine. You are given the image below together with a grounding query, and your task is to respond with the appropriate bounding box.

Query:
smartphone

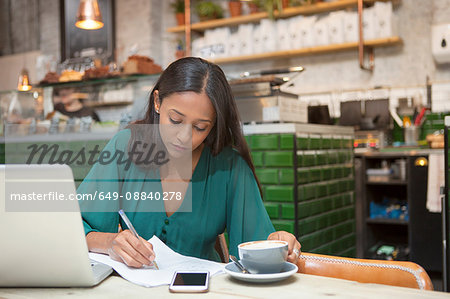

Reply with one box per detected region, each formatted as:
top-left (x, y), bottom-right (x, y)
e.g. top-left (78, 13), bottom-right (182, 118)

top-left (169, 271), bottom-right (209, 293)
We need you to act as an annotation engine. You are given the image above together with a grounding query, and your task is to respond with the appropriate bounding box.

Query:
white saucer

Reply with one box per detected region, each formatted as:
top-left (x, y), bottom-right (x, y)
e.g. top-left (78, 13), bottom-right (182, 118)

top-left (224, 261), bottom-right (298, 283)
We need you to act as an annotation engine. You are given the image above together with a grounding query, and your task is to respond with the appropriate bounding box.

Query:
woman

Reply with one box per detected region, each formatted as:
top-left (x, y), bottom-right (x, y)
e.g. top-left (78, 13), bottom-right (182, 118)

top-left (79, 57), bottom-right (301, 268)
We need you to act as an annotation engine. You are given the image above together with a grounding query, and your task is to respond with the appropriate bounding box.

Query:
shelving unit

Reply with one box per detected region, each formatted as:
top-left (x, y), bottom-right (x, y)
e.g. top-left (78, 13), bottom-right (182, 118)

top-left (366, 178), bottom-right (407, 185)
top-left (34, 74), bottom-right (159, 123)
top-left (210, 37), bottom-right (402, 64)
top-left (355, 152), bottom-right (443, 272)
top-left (167, 0), bottom-right (395, 33)
top-left (36, 74), bottom-right (159, 89)
top-left (85, 101), bottom-right (132, 108)
top-left (366, 218), bottom-right (408, 225)
top-left (167, 0), bottom-right (401, 70)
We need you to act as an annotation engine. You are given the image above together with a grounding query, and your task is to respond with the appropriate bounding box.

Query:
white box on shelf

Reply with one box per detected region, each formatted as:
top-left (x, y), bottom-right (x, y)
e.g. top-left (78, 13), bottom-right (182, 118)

top-left (202, 28), bottom-right (229, 59)
top-left (343, 11), bottom-right (358, 43)
top-left (219, 28), bottom-right (231, 58)
top-left (228, 33), bottom-right (240, 57)
top-left (238, 24), bottom-right (254, 56)
top-left (328, 11), bottom-right (345, 45)
top-left (299, 16), bottom-right (317, 48)
top-left (276, 19), bottom-right (291, 51)
top-left (289, 15), bottom-right (303, 50)
top-left (192, 37), bottom-right (205, 57)
top-left (252, 24), bottom-right (263, 54)
top-left (374, 1), bottom-right (395, 38)
top-left (260, 19), bottom-right (278, 53)
top-left (363, 7), bottom-right (376, 41)
top-left (313, 16), bottom-right (330, 46)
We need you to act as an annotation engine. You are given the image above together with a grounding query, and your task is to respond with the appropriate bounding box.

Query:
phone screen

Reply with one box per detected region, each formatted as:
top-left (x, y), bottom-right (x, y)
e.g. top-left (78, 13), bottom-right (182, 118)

top-left (172, 273), bottom-right (207, 286)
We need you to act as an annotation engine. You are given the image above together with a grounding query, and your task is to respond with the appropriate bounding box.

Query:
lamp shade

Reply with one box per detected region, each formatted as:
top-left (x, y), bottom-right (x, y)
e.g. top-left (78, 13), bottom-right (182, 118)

top-left (75, 0), bottom-right (104, 30)
top-left (17, 68), bottom-right (32, 92)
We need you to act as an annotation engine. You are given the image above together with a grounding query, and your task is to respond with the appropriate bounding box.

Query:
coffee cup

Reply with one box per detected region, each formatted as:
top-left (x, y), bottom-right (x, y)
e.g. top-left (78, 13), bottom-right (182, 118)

top-left (238, 240), bottom-right (289, 274)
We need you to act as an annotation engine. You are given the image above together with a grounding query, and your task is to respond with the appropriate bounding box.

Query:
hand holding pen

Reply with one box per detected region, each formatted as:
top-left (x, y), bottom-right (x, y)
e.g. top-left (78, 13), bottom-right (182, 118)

top-left (105, 209), bottom-right (158, 269)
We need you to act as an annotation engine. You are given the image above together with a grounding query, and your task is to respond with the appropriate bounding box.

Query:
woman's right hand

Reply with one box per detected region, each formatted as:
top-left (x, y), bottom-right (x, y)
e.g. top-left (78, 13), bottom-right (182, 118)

top-left (106, 230), bottom-right (155, 268)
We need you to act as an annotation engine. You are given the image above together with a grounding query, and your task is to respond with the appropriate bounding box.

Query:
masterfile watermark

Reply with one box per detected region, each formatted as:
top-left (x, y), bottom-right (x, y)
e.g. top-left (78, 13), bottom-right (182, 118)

top-left (25, 140), bottom-right (169, 171)
top-left (3, 124), bottom-right (193, 213)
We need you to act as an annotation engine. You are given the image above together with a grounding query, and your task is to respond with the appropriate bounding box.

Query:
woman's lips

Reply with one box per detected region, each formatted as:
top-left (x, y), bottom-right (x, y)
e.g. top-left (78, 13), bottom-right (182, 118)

top-left (172, 143), bottom-right (187, 151)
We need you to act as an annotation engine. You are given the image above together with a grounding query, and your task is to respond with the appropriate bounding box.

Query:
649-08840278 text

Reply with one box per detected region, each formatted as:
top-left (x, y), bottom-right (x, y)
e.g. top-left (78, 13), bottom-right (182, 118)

top-left (95, 191), bottom-right (182, 201)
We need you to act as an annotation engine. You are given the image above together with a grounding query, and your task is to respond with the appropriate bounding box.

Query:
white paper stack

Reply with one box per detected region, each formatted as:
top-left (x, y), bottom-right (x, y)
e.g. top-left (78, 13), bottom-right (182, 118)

top-left (89, 236), bottom-right (225, 288)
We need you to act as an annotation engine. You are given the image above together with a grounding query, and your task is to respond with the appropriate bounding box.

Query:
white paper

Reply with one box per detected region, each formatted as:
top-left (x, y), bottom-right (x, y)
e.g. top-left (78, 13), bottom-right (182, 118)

top-left (89, 236), bottom-right (225, 287)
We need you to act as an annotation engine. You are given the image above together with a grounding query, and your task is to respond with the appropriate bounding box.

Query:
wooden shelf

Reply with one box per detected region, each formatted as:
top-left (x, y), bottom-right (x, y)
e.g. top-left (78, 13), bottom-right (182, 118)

top-left (167, 0), bottom-right (394, 33)
top-left (366, 178), bottom-right (407, 185)
top-left (208, 36), bottom-right (402, 64)
top-left (85, 101), bottom-right (132, 108)
top-left (366, 218), bottom-right (408, 225)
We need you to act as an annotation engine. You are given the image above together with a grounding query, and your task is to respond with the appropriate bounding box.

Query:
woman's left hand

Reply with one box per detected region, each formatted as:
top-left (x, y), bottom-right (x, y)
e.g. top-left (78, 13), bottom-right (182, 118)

top-left (267, 231), bottom-right (301, 263)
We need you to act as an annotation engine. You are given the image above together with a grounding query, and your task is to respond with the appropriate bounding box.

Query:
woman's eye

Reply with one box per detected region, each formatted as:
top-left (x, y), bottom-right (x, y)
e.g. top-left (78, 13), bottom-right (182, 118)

top-left (194, 126), bottom-right (207, 132)
top-left (169, 118), bottom-right (182, 125)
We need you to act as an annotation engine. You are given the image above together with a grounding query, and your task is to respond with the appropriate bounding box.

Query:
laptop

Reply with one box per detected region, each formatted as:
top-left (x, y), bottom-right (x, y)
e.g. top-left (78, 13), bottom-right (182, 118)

top-left (0, 164), bottom-right (113, 287)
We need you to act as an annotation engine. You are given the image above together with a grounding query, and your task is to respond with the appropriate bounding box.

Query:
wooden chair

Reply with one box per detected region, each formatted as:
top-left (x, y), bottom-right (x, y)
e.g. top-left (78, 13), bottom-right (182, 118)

top-left (215, 234), bottom-right (229, 263)
top-left (215, 236), bottom-right (433, 290)
top-left (297, 252), bottom-right (433, 290)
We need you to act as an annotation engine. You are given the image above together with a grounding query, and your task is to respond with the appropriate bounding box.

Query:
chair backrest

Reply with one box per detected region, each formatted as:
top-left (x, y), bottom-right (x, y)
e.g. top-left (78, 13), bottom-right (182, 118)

top-left (297, 252), bottom-right (433, 290)
top-left (215, 234), bottom-right (229, 263)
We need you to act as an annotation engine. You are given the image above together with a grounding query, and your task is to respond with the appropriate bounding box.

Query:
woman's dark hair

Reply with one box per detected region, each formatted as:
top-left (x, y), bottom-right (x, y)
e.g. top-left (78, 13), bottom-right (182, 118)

top-left (129, 57), bottom-right (262, 196)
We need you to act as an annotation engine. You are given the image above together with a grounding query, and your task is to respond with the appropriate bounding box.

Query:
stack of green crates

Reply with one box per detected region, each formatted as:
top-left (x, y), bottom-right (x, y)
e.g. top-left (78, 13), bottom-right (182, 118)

top-left (246, 132), bottom-right (356, 257)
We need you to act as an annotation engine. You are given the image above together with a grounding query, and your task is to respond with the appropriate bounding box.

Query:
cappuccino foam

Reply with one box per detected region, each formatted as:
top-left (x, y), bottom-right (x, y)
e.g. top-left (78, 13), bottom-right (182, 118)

top-left (240, 241), bottom-right (287, 249)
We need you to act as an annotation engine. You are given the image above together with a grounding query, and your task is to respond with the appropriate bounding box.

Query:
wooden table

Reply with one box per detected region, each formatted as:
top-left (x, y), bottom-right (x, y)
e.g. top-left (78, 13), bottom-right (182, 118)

top-left (0, 272), bottom-right (449, 299)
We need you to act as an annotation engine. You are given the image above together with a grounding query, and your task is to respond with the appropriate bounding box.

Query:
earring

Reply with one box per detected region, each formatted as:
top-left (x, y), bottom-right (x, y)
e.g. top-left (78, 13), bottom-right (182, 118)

top-left (155, 108), bottom-right (160, 114)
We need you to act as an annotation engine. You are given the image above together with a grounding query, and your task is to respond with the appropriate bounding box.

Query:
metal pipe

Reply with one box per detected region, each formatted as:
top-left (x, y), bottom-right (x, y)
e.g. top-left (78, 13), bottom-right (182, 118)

top-left (185, 0), bottom-right (191, 56)
top-left (358, 0), bottom-right (374, 71)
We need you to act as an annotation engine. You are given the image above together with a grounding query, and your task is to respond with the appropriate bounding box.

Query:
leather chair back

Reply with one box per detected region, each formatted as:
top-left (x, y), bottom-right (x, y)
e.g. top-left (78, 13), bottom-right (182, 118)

top-left (297, 252), bottom-right (433, 290)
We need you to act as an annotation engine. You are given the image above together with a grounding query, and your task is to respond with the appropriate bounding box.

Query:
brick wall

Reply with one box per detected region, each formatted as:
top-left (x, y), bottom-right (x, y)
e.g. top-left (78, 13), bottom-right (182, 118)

top-left (246, 132), bottom-right (356, 257)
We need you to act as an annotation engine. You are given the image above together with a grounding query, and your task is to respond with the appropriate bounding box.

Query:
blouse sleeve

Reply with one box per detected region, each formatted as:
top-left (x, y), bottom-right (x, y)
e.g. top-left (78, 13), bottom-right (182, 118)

top-left (77, 129), bottom-right (130, 235)
top-left (226, 152), bottom-right (275, 258)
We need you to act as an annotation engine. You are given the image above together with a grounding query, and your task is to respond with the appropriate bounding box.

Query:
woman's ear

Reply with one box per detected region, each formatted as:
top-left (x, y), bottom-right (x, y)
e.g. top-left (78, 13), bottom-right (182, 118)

top-left (154, 90), bottom-right (160, 113)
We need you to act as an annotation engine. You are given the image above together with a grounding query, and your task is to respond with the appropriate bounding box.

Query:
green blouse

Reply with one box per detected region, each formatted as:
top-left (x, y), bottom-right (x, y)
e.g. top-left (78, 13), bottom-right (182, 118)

top-left (78, 129), bottom-right (275, 262)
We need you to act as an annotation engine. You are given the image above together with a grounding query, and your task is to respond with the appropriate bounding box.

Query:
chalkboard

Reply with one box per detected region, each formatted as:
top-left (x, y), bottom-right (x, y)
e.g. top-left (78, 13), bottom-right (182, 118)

top-left (61, 0), bottom-right (115, 63)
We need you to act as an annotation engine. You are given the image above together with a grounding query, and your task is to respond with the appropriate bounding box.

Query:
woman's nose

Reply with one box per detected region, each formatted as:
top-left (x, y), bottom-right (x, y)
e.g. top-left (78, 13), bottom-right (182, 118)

top-left (176, 124), bottom-right (192, 145)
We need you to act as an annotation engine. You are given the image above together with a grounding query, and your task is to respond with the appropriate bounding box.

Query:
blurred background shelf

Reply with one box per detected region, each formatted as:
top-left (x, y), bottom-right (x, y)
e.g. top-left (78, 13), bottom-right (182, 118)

top-left (366, 218), bottom-right (408, 225)
top-left (210, 37), bottom-right (402, 64)
top-left (167, 0), bottom-right (396, 33)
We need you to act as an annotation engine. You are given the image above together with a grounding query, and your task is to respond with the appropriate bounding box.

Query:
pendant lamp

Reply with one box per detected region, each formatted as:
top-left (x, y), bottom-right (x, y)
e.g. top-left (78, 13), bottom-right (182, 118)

top-left (17, 68), bottom-right (32, 92)
top-left (75, 0), bottom-right (104, 30)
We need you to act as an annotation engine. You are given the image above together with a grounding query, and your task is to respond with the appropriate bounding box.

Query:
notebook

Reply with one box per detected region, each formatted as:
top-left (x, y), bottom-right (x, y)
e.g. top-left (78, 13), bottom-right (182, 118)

top-left (0, 164), bottom-right (112, 287)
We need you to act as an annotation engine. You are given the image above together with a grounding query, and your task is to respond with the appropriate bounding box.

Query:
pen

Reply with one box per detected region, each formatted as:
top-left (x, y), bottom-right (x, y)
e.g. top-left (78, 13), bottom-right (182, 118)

top-left (118, 209), bottom-right (159, 269)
